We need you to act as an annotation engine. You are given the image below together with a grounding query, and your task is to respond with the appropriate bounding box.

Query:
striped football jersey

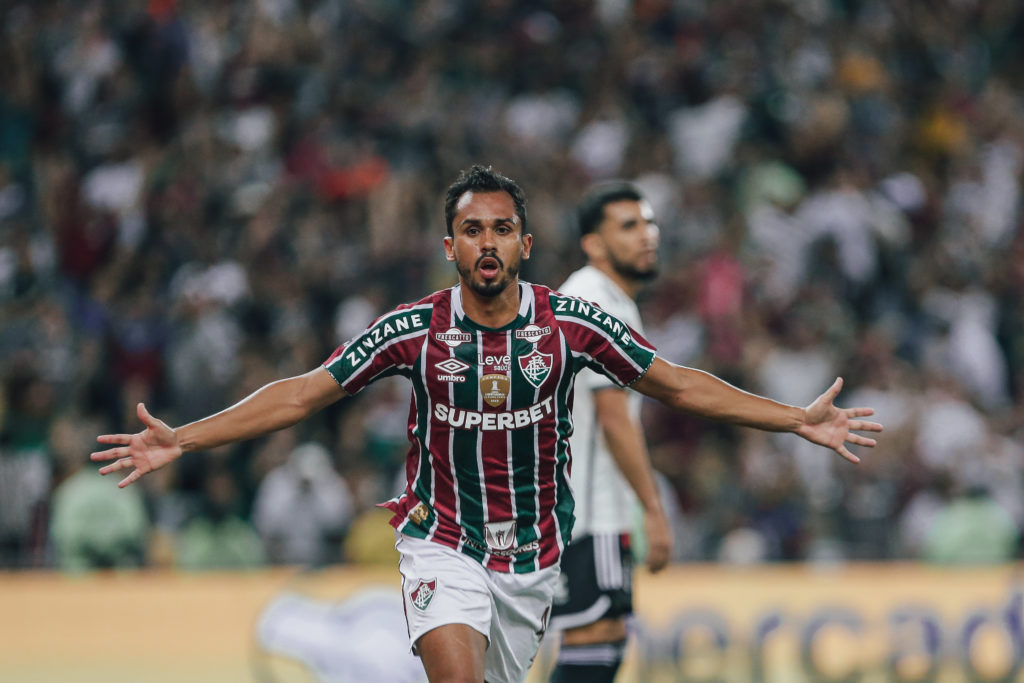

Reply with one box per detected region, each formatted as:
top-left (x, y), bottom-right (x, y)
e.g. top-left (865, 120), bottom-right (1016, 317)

top-left (323, 282), bottom-right (656, 573)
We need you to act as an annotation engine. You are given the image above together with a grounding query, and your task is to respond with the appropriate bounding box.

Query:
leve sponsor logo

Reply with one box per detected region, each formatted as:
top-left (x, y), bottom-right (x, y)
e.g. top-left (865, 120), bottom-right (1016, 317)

top-left (478, 354), bottom-right (511, 371)
top-left (433, 396), bottom-right (554, 431)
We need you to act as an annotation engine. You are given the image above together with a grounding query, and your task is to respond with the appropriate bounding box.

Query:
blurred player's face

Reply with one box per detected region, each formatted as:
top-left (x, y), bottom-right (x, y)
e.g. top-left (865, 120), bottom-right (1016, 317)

top-left (444, 191), bottom-right (532, 297)
top-left (591, 199), bottom-right (660, 282)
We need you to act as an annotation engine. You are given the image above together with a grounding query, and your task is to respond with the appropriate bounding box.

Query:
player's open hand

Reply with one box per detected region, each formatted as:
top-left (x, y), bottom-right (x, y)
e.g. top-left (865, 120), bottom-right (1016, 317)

top-left (796, 377), bottom-right (882, 464)
top-left (91, 403), bottom-right (182, 487)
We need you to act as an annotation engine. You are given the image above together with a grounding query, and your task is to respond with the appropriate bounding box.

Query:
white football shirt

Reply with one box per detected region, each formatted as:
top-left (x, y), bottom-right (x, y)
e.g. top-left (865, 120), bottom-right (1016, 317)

top-left (559, 265), bottom-right (645, 536)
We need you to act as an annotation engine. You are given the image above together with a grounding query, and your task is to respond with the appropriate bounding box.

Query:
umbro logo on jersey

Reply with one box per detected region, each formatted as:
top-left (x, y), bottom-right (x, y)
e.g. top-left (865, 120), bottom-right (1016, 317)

top-left (410, 578), bottom-right (436, 611)
top-left (435, 358), bottom-right (470, 382)
top-left (436, 328), bottom-right (472, 348)
top-left (514, 324), bottom-right (551, 344)
top-left (518, 349), bottom-right (552, 388)
top-left (436, 358), bottom-right (469, 374)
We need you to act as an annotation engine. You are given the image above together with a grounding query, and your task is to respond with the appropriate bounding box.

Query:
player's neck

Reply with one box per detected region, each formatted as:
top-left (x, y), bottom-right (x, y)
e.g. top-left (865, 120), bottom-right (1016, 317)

top-left (591, 262), bottom-right (640, 300)
top-left (460, 279), bottom-right (522, 328)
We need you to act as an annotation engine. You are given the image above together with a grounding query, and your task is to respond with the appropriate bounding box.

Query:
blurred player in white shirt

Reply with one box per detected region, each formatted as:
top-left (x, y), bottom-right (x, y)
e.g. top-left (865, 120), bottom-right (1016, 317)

top-left (549, 182), bottom-right (672, 682)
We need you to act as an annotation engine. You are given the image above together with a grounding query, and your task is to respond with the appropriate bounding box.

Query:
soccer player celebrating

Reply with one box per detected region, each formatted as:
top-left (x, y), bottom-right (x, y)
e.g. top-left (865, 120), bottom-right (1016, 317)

top-left (548, 182), bottom-right (667, 682)
top-left (92, 165), bottom-right (881, 683)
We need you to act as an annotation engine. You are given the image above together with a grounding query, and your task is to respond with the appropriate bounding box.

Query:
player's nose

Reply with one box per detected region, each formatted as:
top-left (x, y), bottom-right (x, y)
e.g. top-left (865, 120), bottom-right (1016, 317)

top-left (480, 227), bottom-right (497, 249)
top-left (644, 222), bottom-right (660, 247)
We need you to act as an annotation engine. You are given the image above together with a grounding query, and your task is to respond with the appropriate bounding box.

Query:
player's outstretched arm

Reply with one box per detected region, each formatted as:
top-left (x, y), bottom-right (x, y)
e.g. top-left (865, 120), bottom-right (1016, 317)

top-left (593, 387), bottom-right (672, 572)
top-left (631, 358), bottom-right (882, 463)
top-left (91, 367), bottom-right (346, 487)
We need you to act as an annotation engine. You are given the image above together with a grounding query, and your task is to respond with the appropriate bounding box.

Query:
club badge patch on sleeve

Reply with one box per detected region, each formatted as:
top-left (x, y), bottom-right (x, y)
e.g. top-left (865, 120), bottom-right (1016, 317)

top-left (410, 578), bottom-right (437, 611)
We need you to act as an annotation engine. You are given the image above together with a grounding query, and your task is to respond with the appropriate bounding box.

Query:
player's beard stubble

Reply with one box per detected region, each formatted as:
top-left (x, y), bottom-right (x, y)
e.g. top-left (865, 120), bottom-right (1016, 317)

top-left (456, 252), bottom-right (520, 297)
top-left (609, 251), bottom-right (658, 283)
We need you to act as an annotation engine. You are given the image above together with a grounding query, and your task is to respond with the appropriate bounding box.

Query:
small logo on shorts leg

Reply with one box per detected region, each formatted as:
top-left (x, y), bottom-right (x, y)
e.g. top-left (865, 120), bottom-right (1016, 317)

top-left (410, 578), bottom-right (437, 611)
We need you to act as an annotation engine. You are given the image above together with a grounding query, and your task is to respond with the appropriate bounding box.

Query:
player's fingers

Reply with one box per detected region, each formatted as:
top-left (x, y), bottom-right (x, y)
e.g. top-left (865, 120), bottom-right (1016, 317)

top-left (844, 407), bottom-right (876, 418)
top-left (824, 377), bottom-right (843, 400)
top-left (96, 434), bottom-right (134, 445)
top-left (91, 447), bottom-right (129, 461)
top-left (137, 402), bottom-right (159, 428)
top-left (648, 548), bottom-right (670, 573)
top-left (848, 420), bottom-right (883, 433)
top-left (98, 457), bottom-right (134, 475)
top-left (835, 446), bottom-right (861, 464)
top-left (846, 434), bottom-right (877, 448)
top-left (118, 470), bottom-right (142, 488)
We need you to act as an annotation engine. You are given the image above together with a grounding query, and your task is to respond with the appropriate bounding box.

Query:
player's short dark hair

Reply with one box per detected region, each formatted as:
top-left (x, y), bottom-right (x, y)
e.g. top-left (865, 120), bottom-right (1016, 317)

top-left (444, 165), bottom-right (528, 237)
top-left (577, 181), bottom-right (644, 237)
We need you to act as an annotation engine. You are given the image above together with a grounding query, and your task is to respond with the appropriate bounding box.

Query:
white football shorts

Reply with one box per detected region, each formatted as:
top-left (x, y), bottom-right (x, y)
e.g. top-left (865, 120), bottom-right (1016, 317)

top-left (395, 531), bottom-right (560, 683)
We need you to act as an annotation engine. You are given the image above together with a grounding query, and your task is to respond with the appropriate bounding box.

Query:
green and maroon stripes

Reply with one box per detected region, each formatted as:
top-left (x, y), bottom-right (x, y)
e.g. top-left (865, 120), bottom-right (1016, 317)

top-left (330, 283), bottom-right (658, 575)
top-left (324, 303), bottom-right (434, 394)
top-left (548, 293), bottom-right (656, 384)
top-left (448, 328), bottom-right (487, 563)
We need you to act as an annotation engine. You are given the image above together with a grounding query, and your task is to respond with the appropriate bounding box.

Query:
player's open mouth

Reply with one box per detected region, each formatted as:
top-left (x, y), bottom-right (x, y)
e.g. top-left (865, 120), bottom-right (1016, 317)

top-left (478, 256), bottom-right (501, 278)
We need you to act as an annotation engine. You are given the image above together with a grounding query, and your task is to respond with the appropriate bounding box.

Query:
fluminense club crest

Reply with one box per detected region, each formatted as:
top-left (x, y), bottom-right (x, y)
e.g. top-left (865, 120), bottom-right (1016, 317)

top-left (518, 349), bottom-right (552, 389)
top-left (410, 578), bottom-right (437, 611)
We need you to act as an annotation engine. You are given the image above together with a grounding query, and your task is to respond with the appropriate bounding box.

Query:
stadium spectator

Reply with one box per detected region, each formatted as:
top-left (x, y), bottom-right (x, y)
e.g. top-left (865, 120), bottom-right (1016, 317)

top-left (176, 465), bottom-right (266, 570)
top-left (253, 441), bottom-right (353, 566)
top-left (0, 0), bottom-right (1018, 571)
top-left (50, 413), bottom-right (149, 572)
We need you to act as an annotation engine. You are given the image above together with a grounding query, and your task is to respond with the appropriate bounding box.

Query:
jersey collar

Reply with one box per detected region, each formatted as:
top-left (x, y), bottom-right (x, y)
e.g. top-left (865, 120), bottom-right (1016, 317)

top-left (451, 282), bottom-right (535, 332)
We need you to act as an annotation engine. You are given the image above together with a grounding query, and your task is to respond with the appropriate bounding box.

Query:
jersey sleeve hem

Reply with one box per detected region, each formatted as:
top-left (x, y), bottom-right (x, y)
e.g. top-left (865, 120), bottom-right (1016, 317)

top-left (322, 362), bottom-right (353, 393)
top-left (624, 353), bottom-right (656, 388)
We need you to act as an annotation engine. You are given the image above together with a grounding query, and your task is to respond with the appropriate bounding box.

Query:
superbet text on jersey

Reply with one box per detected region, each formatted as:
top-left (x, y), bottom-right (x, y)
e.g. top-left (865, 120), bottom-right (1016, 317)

top-left (323, 282), bottom-right (656, 574)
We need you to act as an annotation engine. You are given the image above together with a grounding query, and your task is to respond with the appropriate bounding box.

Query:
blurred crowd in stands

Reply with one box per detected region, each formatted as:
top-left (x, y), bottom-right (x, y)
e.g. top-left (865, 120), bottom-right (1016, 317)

top-left (1, 0), bottom-right (1022, 571)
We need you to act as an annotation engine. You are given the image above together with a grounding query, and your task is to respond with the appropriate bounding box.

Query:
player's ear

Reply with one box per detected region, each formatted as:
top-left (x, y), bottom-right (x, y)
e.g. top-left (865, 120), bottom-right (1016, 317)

top-left (521, 232), bottom-right (532, 259)
top-left (581, 232), bottom-right (602, 262)
top-left (443, 236), bottom-right (455, 261)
